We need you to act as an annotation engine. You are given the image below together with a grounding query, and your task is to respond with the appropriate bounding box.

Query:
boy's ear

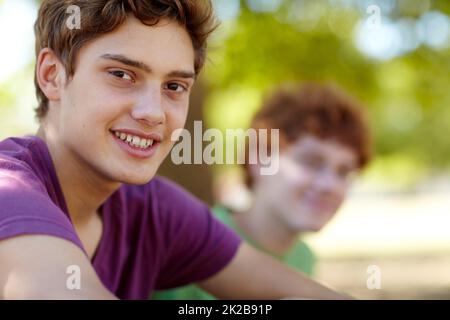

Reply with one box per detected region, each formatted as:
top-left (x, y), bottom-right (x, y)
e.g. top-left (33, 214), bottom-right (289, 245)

top-left (36, 48), bottom-right (66, 104)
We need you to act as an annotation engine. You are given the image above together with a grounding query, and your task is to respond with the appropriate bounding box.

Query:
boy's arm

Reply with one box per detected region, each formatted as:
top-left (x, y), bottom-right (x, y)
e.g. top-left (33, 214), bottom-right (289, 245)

top-left (0, 235), bottom-right (117, 300)
top-left (198, 242), bottom-right (349, 300)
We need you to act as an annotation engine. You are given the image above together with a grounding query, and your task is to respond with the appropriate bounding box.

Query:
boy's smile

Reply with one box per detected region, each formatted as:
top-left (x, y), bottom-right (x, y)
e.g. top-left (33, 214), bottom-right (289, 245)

top-left (110, 128), bottom-right (162, 159)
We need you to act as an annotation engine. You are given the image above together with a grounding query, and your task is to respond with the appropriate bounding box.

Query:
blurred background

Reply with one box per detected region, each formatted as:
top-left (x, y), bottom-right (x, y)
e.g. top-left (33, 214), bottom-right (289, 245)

top-left (0, 0), bottom-right (449, 299)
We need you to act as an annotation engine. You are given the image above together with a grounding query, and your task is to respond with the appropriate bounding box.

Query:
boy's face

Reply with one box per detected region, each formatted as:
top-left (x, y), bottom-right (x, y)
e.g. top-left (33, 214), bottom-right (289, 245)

top-left (255, 134), bottom-right (358, 233)
top-left (48, 17), bottom-right (195, 185)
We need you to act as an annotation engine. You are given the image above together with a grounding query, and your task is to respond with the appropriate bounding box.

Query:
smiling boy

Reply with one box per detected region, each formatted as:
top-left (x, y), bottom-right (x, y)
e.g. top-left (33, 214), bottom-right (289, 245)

top-left (0, 0), bottom-right (345, 300)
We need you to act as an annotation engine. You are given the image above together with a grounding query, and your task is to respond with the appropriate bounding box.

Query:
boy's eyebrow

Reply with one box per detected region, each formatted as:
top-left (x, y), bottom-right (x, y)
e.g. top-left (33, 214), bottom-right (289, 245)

top-left (100, 54), bottom-right (152, 73)
top-left (167, 70), bottom-right (196, 80)
top-left (99, 53), bottom-right (196, 79)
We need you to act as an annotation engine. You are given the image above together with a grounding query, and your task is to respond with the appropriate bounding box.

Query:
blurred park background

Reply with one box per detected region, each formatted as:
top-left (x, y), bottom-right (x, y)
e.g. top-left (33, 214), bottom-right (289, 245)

top-left (0, 0), bottom-right (449, 299)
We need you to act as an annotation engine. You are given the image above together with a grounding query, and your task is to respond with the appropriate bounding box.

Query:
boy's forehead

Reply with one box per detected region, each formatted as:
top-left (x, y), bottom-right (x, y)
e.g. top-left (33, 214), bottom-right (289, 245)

top-left (78, 16), bottom-right (195, 73)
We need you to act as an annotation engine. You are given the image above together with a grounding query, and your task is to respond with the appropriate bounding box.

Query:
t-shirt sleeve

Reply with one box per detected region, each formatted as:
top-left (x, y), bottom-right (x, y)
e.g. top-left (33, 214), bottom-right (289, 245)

top-left (0, 162), bottom-right (84, 251)
top-left (153, 178), bottom-right (242, 290)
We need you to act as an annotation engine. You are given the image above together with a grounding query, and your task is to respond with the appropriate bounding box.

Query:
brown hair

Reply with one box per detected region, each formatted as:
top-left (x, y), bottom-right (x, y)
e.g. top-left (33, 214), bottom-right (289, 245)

top-left (34, 0), bottom-right (217, 121)
top-left (244, 82), bottom-right (372, 188)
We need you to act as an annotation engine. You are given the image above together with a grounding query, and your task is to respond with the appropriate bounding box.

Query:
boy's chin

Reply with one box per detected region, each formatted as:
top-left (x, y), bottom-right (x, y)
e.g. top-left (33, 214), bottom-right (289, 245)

top-left (112, 168), bottom-right (159, 185)
top-left (123, 176), bottom-right (154, 185)
top-left (287, 218), bottom-right (324, 233)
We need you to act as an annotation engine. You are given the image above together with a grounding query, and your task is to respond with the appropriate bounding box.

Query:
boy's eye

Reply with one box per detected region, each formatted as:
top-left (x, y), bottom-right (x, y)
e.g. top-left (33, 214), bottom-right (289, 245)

top-left (109, 70), bottom-right (134, 82)
top-left (165, 83), bottom-right (187, 92)
top-left (299, 155), bottom-right (324, 171)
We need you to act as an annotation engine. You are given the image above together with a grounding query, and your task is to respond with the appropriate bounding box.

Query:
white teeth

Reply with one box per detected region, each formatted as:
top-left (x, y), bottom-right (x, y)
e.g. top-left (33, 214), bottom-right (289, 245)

top-left (113, 131), bottom-right (155, 149)
top-left (132, 136), bottom-right (140, 145)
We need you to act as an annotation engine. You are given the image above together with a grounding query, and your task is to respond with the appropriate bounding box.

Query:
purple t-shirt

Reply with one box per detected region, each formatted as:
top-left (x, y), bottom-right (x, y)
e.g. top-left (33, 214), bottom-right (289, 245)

top-left (0, 135), bottom-right (241, 299)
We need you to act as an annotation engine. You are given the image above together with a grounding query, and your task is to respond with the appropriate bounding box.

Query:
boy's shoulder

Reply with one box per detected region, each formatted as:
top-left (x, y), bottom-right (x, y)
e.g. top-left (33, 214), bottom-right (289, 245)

top-left (0, 135), bottom-right (84, 250)
top-left (0, 135), bottom-right (53, 194)
top-left (0, 135), bottom-right (40, 167)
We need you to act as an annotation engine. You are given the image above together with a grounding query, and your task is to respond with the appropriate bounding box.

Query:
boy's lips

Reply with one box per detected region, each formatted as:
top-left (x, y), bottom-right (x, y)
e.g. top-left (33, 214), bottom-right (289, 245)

top-left (302, 193), bottom-right (337, 214)
top-left (110, 130), bottom-right (161, 159)
top-left (110, 128), bottom-right (163, 143)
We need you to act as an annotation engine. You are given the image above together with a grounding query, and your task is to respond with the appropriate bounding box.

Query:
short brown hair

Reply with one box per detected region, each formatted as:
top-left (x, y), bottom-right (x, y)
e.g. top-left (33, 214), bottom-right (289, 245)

top-left (34, 0), bottom-right (217, 121)
top-left (244, 83), bottom-right (372, 188)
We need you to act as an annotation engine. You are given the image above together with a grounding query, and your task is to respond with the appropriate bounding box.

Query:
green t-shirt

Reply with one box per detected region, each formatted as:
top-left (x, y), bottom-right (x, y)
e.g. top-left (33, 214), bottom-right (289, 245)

top-left (152, 206), bottom-right (316, 300)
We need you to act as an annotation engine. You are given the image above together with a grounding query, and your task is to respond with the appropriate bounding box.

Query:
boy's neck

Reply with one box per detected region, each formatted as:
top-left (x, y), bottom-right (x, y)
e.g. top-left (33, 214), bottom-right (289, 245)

top-left (36, 126), bottom-right (120, 227)
top-left (234, 199), bottom-right (300, 257)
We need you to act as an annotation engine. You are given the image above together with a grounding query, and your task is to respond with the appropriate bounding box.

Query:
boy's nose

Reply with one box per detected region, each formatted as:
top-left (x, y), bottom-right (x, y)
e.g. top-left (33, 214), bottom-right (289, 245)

top-left (314, 169), bottom-right (345, 194)
top-left (131, 88), bottom-right (165, 126)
